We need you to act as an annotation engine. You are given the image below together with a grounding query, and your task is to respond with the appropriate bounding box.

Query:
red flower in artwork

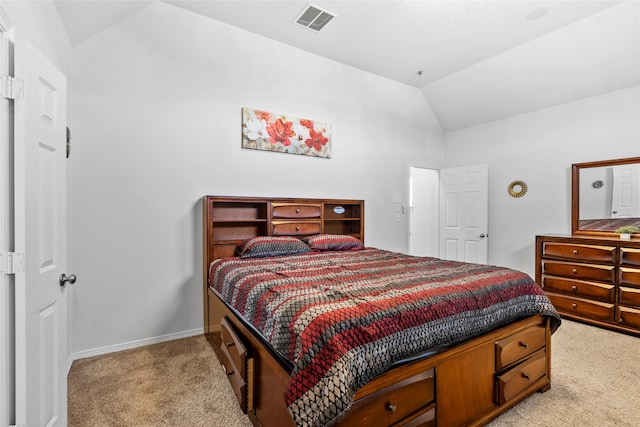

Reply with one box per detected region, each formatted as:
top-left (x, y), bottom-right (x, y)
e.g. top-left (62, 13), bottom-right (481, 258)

top-left (305, 129), bottom-right (329, 151)
top-left (255, 110), bottom-right (272, 122)
top-left (267, 118), bottom-right (295, 146)
top-left (299, 119), bottom-right (314, 129)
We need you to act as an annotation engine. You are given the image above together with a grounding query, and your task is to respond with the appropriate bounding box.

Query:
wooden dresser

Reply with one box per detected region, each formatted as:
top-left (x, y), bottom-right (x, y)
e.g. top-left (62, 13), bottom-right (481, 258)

top-left (536, 234), bottom-right (640, 336)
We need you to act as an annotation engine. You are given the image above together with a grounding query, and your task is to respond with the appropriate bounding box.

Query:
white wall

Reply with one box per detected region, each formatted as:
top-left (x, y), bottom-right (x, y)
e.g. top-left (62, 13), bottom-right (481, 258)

top-left (445, 85), bottom-right (640, 277)
top-left (2, 0), bottom-right (71, 75)
top-left (70, 2), bottom-right (445, 354)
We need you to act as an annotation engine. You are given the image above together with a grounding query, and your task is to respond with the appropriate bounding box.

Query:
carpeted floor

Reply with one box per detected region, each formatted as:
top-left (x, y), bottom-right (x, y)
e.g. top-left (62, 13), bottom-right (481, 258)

top-left (68, 335), bottom-right (252, 427)
top-left (68, 319), bottom-right (640, 426)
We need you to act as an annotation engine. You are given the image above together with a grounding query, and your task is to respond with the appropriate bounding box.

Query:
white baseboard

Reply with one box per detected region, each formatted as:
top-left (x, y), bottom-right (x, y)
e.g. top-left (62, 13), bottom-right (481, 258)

top-left (70, 328), bottom-right (204, 362)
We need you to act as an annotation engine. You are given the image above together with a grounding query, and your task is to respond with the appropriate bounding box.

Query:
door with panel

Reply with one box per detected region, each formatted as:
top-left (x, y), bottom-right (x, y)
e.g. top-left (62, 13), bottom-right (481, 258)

top-left (439, 164), bottom-right (489, 263)
top-left (14, 39), bottom-right (69, 427)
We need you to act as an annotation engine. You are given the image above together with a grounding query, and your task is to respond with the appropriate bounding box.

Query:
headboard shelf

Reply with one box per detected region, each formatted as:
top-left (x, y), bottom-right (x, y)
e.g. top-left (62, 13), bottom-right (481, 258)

top-left (203, 195), bottom-right (365, 331)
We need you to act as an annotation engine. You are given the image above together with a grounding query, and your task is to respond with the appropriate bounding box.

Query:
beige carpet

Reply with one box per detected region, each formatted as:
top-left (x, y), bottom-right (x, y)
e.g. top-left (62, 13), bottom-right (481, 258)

top-left (68, 335), bottom-right (252, 427)
top-left (69, 320), bottom-right (640, 427)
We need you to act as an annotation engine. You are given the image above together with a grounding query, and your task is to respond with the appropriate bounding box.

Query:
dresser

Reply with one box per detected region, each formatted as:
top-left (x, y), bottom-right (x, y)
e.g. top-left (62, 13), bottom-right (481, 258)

top-left (536, 234), bottom-right (640, 336)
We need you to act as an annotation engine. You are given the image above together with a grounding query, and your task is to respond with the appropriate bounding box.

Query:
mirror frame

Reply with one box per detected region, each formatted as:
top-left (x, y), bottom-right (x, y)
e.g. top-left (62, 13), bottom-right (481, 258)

top-left (572, 156), bottom-right (640, 236)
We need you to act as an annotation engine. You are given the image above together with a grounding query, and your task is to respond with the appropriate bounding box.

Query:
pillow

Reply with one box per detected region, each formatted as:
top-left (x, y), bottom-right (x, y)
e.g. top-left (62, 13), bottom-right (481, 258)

top-left (236, 236), bottom-right (311, 258)
top-left (302, 234), bottom-right (364, 251)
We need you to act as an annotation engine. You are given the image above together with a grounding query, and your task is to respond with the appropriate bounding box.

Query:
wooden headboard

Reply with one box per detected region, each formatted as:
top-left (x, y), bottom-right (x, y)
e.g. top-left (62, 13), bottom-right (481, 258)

top-left (202, 195), bottom-right (364, 326)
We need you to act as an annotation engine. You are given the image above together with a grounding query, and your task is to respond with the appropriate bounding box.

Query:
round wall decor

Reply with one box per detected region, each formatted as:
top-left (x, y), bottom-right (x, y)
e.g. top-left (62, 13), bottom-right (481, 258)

top-left (508, 180), bottom-right (528, 198)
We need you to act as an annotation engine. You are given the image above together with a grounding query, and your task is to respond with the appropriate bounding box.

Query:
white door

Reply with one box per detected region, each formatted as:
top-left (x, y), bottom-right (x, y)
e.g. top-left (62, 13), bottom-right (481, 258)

top-left (611, 164), bottom-right (640, 218)
top-left (439, 164), bottom-right (488, 263)
top-left (14, 40), bottom-right (68, 427)
top-left (0, 9), bottom-right (14, 427)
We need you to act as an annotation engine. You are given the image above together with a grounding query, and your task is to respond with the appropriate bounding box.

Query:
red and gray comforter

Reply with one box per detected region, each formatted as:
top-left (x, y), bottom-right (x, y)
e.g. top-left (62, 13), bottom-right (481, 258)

top-left (209, 248), bottom-right (561, 427)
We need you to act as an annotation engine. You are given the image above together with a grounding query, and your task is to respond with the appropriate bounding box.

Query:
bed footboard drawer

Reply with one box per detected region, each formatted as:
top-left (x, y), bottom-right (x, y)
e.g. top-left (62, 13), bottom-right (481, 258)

top-left (335, 368), bottom-right (435, 427)
top-left (495, 324), bottom-right (545, 370)
top-left (399, 405), bottom-right (435, 427)
top-left (220, 316), bottom-right (253, 412)
top-left (496, 349), bottom-right (547, 405)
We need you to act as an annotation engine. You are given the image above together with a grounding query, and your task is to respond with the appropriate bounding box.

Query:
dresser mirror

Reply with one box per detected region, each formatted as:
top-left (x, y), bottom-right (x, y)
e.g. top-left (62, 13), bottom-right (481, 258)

top-left (572, 156), bottom-right (640, 235)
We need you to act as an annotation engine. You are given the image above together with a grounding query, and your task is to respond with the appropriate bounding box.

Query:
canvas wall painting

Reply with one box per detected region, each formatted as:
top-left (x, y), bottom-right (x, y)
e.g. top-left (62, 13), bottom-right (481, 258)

top-left (242, 107), bottom-right (332, 158)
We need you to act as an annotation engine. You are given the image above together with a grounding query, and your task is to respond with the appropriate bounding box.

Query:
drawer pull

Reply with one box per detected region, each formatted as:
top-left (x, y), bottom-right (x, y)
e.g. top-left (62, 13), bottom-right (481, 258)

top-left (519, 341), bottom-right (528, 349)
top-left (296, 226), bottom-right (301, 231)
top-left (572, 269), bottom-right (578, 275)
top-left (572, 303), bottom-right (577, 309)
top-left (521, 373), bottom-right (530, 381)
top-left (571, 285), bottom-right (577, 292)
top-left (221, 364), bottom-right (234, 376)
top-left (295, 208), bottom-right (301, 214)
top-left (226, 341), bottom-right (235, 347)
top-left (385, 403), bottom-right (397, 414)
top-left (572, 249), bottom-right (578, 255)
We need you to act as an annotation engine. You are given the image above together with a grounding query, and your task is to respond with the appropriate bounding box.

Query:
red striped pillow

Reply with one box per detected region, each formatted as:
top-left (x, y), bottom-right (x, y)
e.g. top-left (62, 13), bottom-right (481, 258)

top-left (302, 234), bottom-right (364, 251)
top-left (236, 236), bottom-right (311, 258)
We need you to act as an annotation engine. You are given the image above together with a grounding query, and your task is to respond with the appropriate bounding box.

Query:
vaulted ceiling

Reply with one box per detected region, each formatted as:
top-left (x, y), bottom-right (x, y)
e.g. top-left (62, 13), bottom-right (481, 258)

top-left (54, 0), bottom-right (640, 131)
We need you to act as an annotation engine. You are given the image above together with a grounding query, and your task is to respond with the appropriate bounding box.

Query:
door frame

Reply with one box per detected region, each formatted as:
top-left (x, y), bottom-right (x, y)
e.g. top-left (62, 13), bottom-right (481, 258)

top-left (0, 7), bottom-right (14, 426)
top-left (407, 162), bottom-right (442, 257)
top-left (408, 163), bottom-right (489, 263)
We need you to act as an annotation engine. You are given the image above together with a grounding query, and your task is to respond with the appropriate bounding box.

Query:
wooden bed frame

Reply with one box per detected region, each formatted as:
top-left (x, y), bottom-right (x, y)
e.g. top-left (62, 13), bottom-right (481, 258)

top-left (203, 195), bottom-right (553, 427)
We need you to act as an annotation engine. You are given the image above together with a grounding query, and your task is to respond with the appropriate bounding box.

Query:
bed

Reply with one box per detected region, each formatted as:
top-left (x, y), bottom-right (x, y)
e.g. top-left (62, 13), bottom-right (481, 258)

top-left (202, 195), bottom-right (561, 427)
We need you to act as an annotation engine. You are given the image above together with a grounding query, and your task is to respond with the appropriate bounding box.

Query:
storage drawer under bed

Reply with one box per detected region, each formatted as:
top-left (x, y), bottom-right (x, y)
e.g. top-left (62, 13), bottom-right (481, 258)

top-left (334, 368), bottom-right (435, 427)
top-left (219, 316), bottom-right (253, 412)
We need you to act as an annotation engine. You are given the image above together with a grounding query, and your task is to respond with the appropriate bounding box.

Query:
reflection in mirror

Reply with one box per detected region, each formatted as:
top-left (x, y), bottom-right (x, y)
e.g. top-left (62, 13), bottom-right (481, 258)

top-left (573, 157), bottom-right (640, 234)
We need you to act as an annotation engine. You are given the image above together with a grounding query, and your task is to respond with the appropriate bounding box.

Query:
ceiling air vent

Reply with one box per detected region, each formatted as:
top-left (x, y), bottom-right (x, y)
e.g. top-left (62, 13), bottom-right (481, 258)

top-left (295, 4), bottom-right (335, 32)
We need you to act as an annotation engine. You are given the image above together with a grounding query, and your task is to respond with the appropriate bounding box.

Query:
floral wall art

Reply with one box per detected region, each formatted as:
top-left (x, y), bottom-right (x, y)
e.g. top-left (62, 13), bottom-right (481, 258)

top-left (242, 107), bottom-right (332, 158)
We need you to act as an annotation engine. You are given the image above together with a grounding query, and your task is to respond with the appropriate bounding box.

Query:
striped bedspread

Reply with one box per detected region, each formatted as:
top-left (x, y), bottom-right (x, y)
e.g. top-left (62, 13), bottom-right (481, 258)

top-left (209, 248), bottom-right (561, 427)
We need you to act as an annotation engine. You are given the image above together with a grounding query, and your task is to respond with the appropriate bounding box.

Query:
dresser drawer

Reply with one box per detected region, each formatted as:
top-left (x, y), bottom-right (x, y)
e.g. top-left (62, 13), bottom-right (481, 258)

top-left (547, 293), bottom-right (615, 321)
top-left (540, 276), bottom-right (615, 302)
top-left (618, 306), bottom-right (640, 329)
top-left (496, 349), bottom-right (546, 405)
top-left (336, 369), bottom-right (435, 427)
top-left (495, 324), bottom-right (545, 371)
top-left (271, 221), bottom-right (321, 236)
top-left (620, 248), bottom-right (640, 268)
top-left (272, 203), bottom-right (321, 219)
top-left (542, 242), bottom-right (616, 263)
top-left (619, 267), bottom-right (640, 288)
top-left (620, 286), bottom-right (640, 308)
top-left (541, 260), bottom-right (615, 283)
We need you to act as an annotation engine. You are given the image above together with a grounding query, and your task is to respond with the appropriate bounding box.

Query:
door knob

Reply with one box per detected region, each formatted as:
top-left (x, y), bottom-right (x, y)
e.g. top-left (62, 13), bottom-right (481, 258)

top-left (59, 273), bottom-right (77, 287)
top-left (480, 233), bottom-right (487, 238)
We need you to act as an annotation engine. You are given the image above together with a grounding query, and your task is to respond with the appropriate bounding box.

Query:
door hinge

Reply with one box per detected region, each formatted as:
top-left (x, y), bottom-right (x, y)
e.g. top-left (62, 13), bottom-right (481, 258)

top-left (0, 75), bottom-right (24, 100)
top-left (1, 252), bottom-right (25, 274)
